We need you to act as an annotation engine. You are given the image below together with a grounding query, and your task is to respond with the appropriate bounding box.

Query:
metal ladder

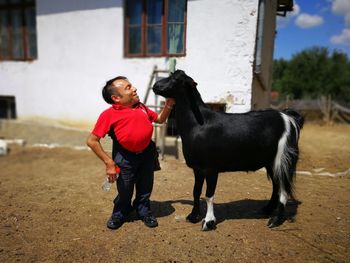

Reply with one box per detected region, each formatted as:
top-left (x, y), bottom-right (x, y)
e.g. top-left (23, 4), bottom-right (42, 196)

top-left (143, 65), bottom-right (170, 160)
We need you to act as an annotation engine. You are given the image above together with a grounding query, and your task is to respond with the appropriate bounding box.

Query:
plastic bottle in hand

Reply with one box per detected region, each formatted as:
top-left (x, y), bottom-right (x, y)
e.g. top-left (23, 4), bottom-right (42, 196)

top-left (101, 179), bottom-right (112, 192)
top-left (101, 166), bottom-right (121, 192)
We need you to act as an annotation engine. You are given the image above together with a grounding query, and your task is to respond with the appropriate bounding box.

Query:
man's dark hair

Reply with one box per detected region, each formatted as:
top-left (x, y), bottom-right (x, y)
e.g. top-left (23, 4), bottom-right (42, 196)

top-left (102, 76), bottom-right (127, 104)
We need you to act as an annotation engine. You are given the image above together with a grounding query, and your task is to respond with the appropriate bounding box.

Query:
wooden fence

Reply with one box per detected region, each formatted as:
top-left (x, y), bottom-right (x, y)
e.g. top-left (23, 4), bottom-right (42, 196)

top-left (271, 96), bottom-right (350, 124)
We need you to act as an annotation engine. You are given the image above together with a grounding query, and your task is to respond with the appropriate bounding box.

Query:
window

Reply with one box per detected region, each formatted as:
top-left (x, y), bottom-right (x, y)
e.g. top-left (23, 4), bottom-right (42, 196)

top-left (125, 0), bottom-right (187, 57)
top-left (0, 96), bottom-right (16, 119)
top-left (0, 0), bottom-right (37, 61)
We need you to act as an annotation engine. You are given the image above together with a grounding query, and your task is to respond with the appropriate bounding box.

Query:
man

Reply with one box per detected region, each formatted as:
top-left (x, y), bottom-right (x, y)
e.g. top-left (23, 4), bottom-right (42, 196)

top-left (87, 76), bottom-right (175, 229)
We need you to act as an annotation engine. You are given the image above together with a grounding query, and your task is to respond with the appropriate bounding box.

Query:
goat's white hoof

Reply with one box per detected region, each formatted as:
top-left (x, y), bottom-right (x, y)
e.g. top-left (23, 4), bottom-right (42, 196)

top-left (201, 219), bottom-right (216, 231)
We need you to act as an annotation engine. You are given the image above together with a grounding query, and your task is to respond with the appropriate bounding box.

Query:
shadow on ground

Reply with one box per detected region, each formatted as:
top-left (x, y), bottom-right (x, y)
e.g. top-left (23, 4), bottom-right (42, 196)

top-left (150, 198), bottom-right (301, 226)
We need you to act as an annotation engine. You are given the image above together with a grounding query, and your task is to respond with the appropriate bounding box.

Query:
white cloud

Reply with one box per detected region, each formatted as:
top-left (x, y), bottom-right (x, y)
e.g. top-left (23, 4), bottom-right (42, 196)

top-left (330, 0), bottom-right (350, 45)
top-left (295, 13), bottom-right (324, 29)
top-left (346, 15), bottom-right (350, 26)
top-left (330, 28), bottom-right (350, 45)
top-left (331, 0), bottom-right (350, 26)
top-left (291, 3), bottom-right (301, 17)
top-left (332, 0), bottom-right (350, 15)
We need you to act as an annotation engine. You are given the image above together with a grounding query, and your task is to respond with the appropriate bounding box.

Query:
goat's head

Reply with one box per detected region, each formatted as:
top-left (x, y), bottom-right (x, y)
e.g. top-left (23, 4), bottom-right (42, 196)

top-left (153, 70), bottom-right (197, 98)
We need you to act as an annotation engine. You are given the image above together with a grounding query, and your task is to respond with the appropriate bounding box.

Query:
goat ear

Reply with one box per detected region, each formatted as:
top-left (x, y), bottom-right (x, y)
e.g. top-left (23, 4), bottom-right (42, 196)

top-left (185, 76), bottom-right (197, 88)
top-left (186, 87), bottom-right (204, 125)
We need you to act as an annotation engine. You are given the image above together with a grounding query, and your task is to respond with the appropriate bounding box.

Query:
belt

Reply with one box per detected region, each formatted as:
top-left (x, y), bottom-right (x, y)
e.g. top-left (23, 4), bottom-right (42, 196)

top-left (112, 139), bottom-right (148, 155)
top-left (119, 147), bottom-right (144, 155)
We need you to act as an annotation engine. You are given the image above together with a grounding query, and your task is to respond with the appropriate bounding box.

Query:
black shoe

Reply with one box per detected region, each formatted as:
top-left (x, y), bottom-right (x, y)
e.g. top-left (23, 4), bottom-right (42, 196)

top-left (107, 216), bottom-right (124, 230)
top-left (141, 213), bottom-right (158, 228)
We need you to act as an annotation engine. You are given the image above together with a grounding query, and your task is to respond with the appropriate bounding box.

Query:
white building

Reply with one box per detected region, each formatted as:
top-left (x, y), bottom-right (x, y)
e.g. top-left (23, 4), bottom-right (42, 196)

top-left (0, 0), bottom-right (293, 123)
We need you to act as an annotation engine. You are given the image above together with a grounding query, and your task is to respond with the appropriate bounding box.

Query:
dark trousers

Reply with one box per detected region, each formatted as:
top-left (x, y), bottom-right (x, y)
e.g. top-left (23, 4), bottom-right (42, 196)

top-left (112, 141), bottom-right (156, 220)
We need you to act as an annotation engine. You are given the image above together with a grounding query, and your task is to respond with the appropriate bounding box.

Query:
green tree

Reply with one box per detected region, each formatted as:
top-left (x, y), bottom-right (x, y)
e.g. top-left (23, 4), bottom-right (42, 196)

top-left (272, 47), bottom-right (350, 101)
top-left (272, 58), bottom-right (288, 93)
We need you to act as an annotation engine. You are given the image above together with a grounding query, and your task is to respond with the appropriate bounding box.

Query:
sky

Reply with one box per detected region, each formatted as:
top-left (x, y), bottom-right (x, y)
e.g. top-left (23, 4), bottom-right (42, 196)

top-left (274, 0), bottom-right (350, 60)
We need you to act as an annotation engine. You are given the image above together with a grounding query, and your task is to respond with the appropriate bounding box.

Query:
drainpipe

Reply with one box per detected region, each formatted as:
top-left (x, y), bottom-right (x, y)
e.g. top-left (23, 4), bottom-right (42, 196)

top-left (168, 57), bottom-right (176, 73)
top-left (254, 0), bottom-right (267, 91)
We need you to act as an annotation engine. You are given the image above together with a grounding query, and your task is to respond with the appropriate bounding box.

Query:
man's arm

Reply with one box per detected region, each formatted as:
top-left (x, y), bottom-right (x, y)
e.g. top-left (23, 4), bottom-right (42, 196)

top-left (86, 133), bottom-right (118, 182)
top-left (155, 98), bottom-right (175, 124)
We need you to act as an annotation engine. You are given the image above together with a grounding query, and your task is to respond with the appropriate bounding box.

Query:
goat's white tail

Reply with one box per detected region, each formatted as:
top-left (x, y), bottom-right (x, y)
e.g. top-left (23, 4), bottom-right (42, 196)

top-left (273, 110), bottom-right (303, 201)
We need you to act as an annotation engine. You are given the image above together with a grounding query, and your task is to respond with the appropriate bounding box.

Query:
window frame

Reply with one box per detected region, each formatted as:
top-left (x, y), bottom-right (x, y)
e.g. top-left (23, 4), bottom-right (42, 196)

top-left (124, 0), bottom-right (187, 58)
top-left (0, 0), bottom-right (37, 61)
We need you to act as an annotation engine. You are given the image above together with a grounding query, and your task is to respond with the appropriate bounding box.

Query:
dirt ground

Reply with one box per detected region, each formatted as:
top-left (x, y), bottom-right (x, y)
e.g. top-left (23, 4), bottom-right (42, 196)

top-left (0, 120), bottom-right (349, 262)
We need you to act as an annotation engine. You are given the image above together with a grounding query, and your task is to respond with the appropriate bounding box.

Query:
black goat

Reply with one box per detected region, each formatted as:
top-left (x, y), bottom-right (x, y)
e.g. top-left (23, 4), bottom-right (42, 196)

top-left (153, 70), bottom-right (304, 230)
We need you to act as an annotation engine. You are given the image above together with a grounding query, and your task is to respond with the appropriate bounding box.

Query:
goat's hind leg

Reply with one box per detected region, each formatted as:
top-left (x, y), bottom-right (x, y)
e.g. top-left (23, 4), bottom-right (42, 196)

top-left (186, 169), bottom-right (205, 223)
top-left (266, 175), bottom-right (289, 228)
top-left (261, 167), bottom-right (280, 215)
top-left (201, 171), bottom-right (218, 231)
top-left (267, 155), bottom-right (297, 228)
top-left (267, 202), bottom-right (286, 228)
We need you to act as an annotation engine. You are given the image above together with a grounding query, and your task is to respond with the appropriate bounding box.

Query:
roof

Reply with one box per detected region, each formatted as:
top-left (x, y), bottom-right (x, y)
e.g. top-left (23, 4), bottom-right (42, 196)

top-left (277, 0), bottom-right (294, 16)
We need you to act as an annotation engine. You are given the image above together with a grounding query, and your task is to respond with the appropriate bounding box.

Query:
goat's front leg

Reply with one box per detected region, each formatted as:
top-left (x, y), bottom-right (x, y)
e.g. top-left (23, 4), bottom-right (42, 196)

top-left (202, 172), bottom-right (218, 231)
top-left (186, 169), bottom-right (205, 223)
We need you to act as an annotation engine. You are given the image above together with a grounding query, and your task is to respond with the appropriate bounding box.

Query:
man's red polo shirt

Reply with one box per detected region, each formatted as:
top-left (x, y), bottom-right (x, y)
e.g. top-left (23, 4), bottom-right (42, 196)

top-left (92, 103), bottom-right (158, 152)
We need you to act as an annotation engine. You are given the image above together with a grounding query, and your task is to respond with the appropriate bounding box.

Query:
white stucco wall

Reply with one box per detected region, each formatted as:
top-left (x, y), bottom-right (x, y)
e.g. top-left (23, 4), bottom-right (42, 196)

top-left (0, 0), bottom-right (260, 123)
top-left (179, 0), bottom-right (258, 113)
